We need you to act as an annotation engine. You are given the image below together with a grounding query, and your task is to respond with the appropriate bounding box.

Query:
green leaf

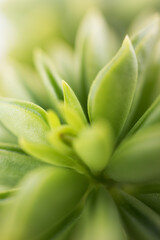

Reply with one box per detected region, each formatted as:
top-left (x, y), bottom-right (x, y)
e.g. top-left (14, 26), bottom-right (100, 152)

top-left (76, 9), bottom-right (117, 97)
top-left (129, 95), bottom-right (160, 135)
top-left (117, 190), bottom-right (160, 240)
top-left (0, 61), bottom-right (37, 103)
top-left (49, 40), bottom-right (76, 93)
top-left (0, 142), bottom-right (24, 154)
top-left (136, 193), bottom-right (160, 215)
top-left (40, 203), bottom-right (84, 240)
top-left (0, 188), bottom-right (19, 200)
top-left (62, 80), bottom-right (87, 125)
top-left (131, 183), bottom-right (160, 214)
top-left (1, 167), bottom-right (89, 240)
top-left (106, 124), bottom-right (160, 183)
top-left (88, 36), bottom-right (138, 138)
top-left (0, 61), bottom-right (52, 109)
top-left (34, 49), bottom-right (63, 111)
top-left (0, 143), bottom-right (46, 189)
top-left (47, 110), bottom-right (61, 129)
top-left (73, 121), bottom-right (114, 174)
top-left (0, 122), bottom-right (17, 144)
top-left (20, 138), bottom-right (84, 172)
top-left (60, 104), bottom-right (86, 132)
top-left (122, 17), bottom-right (160, 132)
top-left (47, 125), bottom-right (77, 155)
top-left (71, 187), bottom-right (125, 240)
top-left (0, 98), bottom-right (50, 144)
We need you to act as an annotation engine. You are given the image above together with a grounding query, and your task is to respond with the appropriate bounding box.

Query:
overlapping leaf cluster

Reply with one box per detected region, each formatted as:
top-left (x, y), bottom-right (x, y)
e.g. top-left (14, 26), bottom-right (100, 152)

top-left (0, 10), bottom-right (160, 240)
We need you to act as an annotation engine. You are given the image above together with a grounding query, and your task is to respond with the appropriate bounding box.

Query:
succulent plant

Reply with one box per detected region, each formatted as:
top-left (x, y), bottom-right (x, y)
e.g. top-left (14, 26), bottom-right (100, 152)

top-left (0, 10), bottom-right (160, 240)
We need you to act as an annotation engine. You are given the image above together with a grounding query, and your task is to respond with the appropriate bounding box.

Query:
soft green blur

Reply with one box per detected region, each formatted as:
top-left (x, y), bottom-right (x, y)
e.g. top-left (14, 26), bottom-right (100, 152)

top-left (0, 0), bottom-right (159, 63)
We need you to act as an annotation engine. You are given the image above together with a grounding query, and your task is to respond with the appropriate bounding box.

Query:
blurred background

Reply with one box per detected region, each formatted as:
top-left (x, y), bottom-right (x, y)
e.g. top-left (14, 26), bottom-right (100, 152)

top-left (0, 0), bottom-right (159, 63)
top-left (0, 0), bottom-right (160, 116)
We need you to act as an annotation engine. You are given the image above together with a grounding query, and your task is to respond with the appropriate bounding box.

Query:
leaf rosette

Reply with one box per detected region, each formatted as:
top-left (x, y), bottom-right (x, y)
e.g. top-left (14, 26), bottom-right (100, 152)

top-left (0, 10), bottom-right (160, 240)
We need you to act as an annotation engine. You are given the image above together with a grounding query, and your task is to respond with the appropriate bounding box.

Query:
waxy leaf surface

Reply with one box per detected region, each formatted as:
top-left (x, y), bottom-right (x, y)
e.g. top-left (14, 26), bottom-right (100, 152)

top-left (0, 98), bottom-right (50, 144)
top-left (74, 121), bottom-right (114, 173)
top-left (0, 143), bottom-right (46, 189)
top-left (88, 36), bottom-right (137, 138)
top-left (106, 124), bottom-right (160, 183)
top-left (1, 167), bottom-right (89, 240)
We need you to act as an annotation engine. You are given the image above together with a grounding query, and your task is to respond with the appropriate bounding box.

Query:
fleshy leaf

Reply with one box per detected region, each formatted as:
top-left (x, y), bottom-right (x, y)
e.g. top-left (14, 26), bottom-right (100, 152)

top-left (0, 143), bottom-right (46, 189)
top-left (34, 50), bottom-right (63, 110)
top-left (0, 98), bottom-right (50, 144)
top-left (47, 125), bottom-right (77, 155)
top-left (60, 104), bottom-right (86, 132)
top-left (71, 187), bottom-right (125, 240)
top-left (135, 192), bottom-right (160, 216)
top-left (62, 80), bottom-right (87, 125)
top-left (106, 124), bottom-right (160, 183)
top-left (0, 122), bottom-right (17, 144)
top-left (122, 17), bottom-right (160, 133)
top-left (47, 110), bottom-right (61, 129)
top-left (117, 190), bottom-right (160, 240)
top-left (76, 9), bottom-right (117, 98)
top-left (0, 61), bottom-right (51, 109)
top-left (73, 121), bottom-right (114, 174)
top-left (1, 167), bottom-right (89, 240)
top-left (88, 36), bottom-right (138, 138)
top-left (129, 95), bottom-right (160, 135)
top-left (49, 40), bottom-right (76, 92)
top-left (0, 61), bottom-right (36, 103)
top-left (20, 138), bottom-right (84, 172)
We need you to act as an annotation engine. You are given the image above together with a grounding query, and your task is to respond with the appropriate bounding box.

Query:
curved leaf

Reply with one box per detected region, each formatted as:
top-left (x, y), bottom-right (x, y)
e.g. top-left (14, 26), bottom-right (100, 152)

top-left (76, 9), bottom-right (117, 97)
top-left (88, 36), bottom-right (138, 138)
top-left (62, 80), bottom-right (87, 125)
top-left (34, 49), bottom-right (63, 111)
top-left (117, 190), bottom-right (160, 240)
top-left (1, 167), bottom-right (89, 240)
top-left (0, 122), bottom-right (17, 144)
top-left (60, 104), bottom-right (86, 132)
top-left (106, 124), bottom-right (160, 183)
top-left (0, 143), bottom-right (46, 189)
top-left (0, 98), bottom-right (50, 144)
top-left (70, 187), bottom-right (125, 240)
top-left (129, 95), bottom-right (160, 135)
top-left (73, 121), bottom-right (114, 174)
top-left (47, 110), bottom-right (61, 129)
top-left (47, 125), bottom-right (77, 155)
top-left (122, 17), bottom-right (160, 133)
top-left (20, 139), bottom-right (84, 172)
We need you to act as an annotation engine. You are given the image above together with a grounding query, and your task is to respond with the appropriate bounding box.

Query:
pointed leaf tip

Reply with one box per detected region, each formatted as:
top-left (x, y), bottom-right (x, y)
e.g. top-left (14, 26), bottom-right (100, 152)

top-left (88, 36), bottom-right (137, 138)
top-left (62, 80), bottom-right (87, 126)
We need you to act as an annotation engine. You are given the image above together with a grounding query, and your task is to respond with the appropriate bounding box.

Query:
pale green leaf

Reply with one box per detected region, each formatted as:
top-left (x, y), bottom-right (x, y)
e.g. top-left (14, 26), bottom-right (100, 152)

top-left (71, 187), bottom-right (125, 240)
top-left (122, 16), bottom-right (160, 132)
top-left (0, 122), bottom-right (17, 144)
top-left (62, 81), bottom-right (87, 125)
top-left (49, 40), bottom-right (76, 93)
top-left (60, 104), bottom-right (86, 132)
top-left (0, 143), bottom-right (46, 189)
top-left (47, 125), bottom-right (77, 155)
top-left (34, 49), bottom-right (63, 110)
top-left (106, 124), bottom-right (160, 183)
top-left (73, 121), bottom-right (114, 174)
top-left (76, 9), bottom-right (117, 96)
top-left (1, 167), bottom-right (89, 240)
top-left (88, 36), bottom-right (138, 138)
top-left (129, 95), bottom-right (160, 135)
top-left (20, 138), bottom-right (83, 171)
top-left (47, 110), bottom-right (61, 129)
top-left (0, 98), bottom-right (50, 144)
